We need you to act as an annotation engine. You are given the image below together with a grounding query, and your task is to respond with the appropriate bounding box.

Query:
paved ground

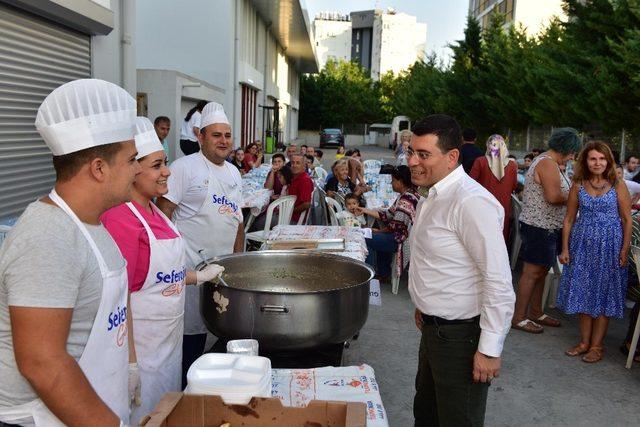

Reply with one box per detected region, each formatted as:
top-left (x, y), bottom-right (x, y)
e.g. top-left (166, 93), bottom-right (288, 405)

top-left (318, 144), bottom-right (640, 426)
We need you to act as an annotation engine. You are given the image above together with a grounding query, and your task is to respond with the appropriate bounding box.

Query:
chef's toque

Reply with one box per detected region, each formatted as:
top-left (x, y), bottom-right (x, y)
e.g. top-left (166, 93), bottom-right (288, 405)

top-left (35, 79), bottom-right (136, 156)
top-left (134, 117), bottom-right (164, 159)
top-left (199, 102), bottom-right (230, 130)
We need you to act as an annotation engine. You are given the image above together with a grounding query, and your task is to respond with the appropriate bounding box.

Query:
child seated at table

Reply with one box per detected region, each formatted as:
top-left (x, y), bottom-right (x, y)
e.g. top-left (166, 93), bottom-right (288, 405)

top-left (337, 193), bottom-right (366, 227)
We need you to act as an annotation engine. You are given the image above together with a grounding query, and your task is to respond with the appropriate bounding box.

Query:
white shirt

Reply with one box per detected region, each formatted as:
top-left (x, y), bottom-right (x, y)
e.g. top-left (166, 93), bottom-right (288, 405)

top-left (624, 179), bottom-right (640, 197)
top-left (408, 165), bottom-right (515, 357)
top-left (624, 167), bottom-right (639, 181)
top-left (164, 152), bottom-right (243, 222)
top-left (180, 111), bottom-right (201, 142)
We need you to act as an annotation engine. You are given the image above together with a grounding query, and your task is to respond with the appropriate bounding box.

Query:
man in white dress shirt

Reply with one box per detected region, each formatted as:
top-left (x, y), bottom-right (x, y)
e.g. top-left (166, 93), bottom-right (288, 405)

top-left (407, 114), bottom-right (515, 426)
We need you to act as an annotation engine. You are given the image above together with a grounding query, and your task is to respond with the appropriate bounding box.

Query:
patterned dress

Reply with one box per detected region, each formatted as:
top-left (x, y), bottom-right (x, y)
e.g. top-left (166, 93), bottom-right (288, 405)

top-left (557, 186), bottom-right (628, 318)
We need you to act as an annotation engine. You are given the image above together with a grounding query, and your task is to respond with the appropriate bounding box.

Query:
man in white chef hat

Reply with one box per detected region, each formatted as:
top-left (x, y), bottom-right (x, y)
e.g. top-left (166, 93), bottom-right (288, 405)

top-left (0, 79), bottom-right (140, 426)
top-left (157, 102), bottom-right (244, 386)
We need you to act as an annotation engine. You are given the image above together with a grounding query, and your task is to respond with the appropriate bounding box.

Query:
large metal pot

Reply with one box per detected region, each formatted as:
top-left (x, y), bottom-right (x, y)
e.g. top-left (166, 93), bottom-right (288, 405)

top-left (198, 251), bottom-right (374, 351)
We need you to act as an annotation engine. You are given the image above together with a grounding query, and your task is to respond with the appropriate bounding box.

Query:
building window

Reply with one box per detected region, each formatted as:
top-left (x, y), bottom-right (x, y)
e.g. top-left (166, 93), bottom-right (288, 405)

top-left (241, 84), bottom-right (258, 147)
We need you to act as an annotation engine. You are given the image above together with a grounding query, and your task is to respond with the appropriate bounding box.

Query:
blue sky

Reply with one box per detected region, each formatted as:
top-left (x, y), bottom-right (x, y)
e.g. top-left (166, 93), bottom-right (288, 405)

top-left (305, 0), bottom-right (469, 60)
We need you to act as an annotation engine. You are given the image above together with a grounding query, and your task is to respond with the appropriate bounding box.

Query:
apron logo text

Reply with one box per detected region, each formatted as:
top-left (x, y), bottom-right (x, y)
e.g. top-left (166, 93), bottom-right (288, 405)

top-left (212, 194), bottom-right (239, 216)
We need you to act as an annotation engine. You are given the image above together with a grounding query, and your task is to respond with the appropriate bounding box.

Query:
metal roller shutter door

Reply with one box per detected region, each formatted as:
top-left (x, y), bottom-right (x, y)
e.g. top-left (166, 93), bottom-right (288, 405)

top-left (0, 4), bottom-right (91, 220)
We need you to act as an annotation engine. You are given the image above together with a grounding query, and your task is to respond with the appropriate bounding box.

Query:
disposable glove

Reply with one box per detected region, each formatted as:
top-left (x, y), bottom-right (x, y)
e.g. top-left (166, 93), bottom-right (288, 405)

top-left (128, 362), bottom-right (141, 407)
top-left (196, 264), bottom-right (225, 285)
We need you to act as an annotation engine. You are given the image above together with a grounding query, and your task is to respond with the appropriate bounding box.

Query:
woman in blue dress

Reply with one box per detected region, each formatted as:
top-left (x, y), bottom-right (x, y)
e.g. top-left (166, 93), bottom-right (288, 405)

top-left (558, 141), bottom-right (632, 363)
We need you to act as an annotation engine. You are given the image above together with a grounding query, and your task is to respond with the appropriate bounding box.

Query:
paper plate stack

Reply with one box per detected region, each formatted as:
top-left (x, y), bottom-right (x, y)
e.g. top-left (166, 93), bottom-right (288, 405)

top-left (185, 353), bottom-right (272, 405)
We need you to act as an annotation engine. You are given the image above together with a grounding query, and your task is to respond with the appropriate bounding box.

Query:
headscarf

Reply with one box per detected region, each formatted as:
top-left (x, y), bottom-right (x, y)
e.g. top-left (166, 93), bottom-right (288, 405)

top-left (485, 134), bottom-right (510, 180)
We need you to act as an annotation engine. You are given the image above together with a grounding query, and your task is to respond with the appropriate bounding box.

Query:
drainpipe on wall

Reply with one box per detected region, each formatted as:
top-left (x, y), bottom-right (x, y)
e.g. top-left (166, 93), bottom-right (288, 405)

top-left (233, 0), bottom-right (240, 148)
top-left (121, 0), bottom-right (135, 96)
top-left (263, 21), bottom-right (272, 144)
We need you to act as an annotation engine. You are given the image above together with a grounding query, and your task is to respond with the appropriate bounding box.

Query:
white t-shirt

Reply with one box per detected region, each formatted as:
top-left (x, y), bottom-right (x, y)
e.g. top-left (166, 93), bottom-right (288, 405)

top-left (624, 179), bottom-right (640, 197)
top-left (164, 152), bottom-right (243, 222)
top-left (180, 111), bottom-right (201, 142)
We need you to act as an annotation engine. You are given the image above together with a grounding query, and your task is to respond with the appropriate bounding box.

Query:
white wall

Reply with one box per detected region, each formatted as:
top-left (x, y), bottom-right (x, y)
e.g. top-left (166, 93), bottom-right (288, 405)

top-left (136, 0), bottom-right (233, 107)
top-left (313, 19), bottom-right (352, 70)
top-left (515, 0), bottom-right (566, 36)
top-left (378, 13), bottom-right (427, 78)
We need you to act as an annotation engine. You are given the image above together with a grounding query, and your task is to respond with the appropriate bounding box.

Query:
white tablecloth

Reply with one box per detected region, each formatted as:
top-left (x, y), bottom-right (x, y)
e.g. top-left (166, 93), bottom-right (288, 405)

top-left (242, 165), bottom-right (273, 216)
top-left (267, 225), bottom-right (368, 262)
top-left (271, 364), bottom-right (389, 427)
top-left (364, 173), bottom-right (398, 211)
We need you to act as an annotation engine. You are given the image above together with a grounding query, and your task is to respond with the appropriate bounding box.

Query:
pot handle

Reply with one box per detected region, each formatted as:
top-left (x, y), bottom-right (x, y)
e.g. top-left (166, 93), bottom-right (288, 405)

top-left (260, 305), bottom-right (289, 314)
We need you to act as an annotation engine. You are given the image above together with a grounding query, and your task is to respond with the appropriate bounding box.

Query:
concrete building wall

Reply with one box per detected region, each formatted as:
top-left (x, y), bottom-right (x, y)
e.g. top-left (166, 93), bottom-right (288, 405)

top-left (378, 14), bottom-right (426, 78)
top-left (469, 0), bottom-right (566, 36)
top-left (313, 17), bottom-right (351, 70)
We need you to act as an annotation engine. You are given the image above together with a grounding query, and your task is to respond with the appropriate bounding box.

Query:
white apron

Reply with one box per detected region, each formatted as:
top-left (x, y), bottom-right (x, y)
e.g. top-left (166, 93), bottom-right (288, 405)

top-left (126, 202), bottom-right (186, 424)
top-left (176, 153), bottom-right (242, 335)
top-left (0, 190), bottom-right (130, 426)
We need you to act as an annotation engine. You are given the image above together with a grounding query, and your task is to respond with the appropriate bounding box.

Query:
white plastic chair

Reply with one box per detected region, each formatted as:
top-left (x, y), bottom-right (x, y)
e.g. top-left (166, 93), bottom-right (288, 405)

top-left (314, 167), bottom-right (328, 181)
top-left (245, 195), bottom-right (296, 249)
top-left (296, 188), bottom-right (316, 225)
top-left (509, 195), bottom-right (523, 270)
top-left (325, 197), bottom-right (343, 226)
top-left (542, 259), bottom-right (562, 311)
top-left (332, 192), bottom-right (346, 208)
top-left (627, 246), bottom-right (640, 369)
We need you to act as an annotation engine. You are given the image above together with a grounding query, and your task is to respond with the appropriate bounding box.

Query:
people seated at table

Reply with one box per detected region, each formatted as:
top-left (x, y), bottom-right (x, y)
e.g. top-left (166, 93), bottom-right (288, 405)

top-left (335, 146), bottom-right (346, 160)
top-left (230, 148), bottom-right (245, 175)
top-left (264, 153), bottom-right (287, 198)
top-left (512, 128), bottom-right (582, 334)
top-left (325, 160), bottom-right (366, 200)
top-left (348, 157), bottom-right (367, 187)
top-left (304, 154), bottom-right (315, 174)
top-left (616, 165), bottom-right (640, 204)
top-left (288, 154), bottom-right (315, 223)
top-left (557, 141), bottom-right (631, 363)
top-left (354, 166), bottom-right (420, 282)
top-left (469, 134), bottom-right (518, 242)
top-left (243, 142), bottom-right (262, 173)
top-left (336, 194), bottom-right (366, 227)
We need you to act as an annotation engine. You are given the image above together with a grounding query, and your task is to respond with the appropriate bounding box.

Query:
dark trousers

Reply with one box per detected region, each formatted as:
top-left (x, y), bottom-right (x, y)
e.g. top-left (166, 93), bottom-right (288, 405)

top-left (180, 139), bottom-right (200, 155)
top-left (414, 318), bottom-right (489, 427)
top-left (182, 333), bottom-right (207, 389)
top-left (365, 232), bottom-right (395, 277)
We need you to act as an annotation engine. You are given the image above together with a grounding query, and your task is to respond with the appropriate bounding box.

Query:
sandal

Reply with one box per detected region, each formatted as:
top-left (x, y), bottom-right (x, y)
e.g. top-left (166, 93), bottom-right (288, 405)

top-left (582, 346), bottom-right (604, 363)
top-left (512, 319), bottom-right (544, 334)
top-left (530, 314), bottom-right (562, 327)
top-left (565, 342), bottom-right (590, 357)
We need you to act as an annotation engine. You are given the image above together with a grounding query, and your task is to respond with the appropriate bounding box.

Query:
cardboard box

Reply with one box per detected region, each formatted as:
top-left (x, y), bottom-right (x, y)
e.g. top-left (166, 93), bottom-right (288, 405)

top-left (140, 393), bottom-right (366, 427)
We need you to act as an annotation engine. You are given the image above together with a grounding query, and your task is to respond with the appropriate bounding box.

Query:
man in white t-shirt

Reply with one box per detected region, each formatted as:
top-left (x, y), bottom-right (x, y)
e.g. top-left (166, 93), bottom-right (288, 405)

top-left (157, 102), bottom-right (244, 387)
top-left (0, 79), bottom-right (140, 426)
top-left (623, 155), bottom-right (639, 180)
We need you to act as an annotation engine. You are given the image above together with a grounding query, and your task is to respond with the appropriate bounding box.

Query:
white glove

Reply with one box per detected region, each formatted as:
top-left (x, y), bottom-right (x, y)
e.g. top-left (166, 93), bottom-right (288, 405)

top-left (128, 362), bottom-right (141, 407)
top-left (196, 264), bottom-right (225, 285)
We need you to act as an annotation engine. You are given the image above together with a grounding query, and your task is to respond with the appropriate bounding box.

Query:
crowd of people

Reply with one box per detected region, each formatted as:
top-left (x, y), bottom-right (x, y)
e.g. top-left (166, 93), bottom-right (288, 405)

top-left (0, 81), bottom-right (638, 427)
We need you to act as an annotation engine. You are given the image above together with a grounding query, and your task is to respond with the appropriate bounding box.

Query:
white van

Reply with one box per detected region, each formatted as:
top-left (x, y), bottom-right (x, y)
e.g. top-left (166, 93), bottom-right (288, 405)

top-left (390, 116), bottom-right (411, 150)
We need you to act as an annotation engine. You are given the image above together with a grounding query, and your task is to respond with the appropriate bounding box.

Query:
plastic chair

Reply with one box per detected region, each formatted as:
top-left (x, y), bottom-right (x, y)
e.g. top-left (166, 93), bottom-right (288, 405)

top-left (332, 192), bottom-right (346, 208)
top-left (542, 259), bottom-right (562, 311)
top-left (509, 195), bottom-right (523, 270)
top-left (313, 167), bottom-right (328, 181)
top-left (325, 197), bottom-right (343, 226)
top-left (627, 246), bottom-right (640, 369)
top-left (244, 195), bottom-right (296, 250)
top-left (296, 188), bottom-right (316, 225)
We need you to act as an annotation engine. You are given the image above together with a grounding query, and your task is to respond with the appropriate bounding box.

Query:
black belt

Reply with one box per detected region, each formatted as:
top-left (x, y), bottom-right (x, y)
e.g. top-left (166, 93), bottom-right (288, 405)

top-left (421, 313), bottom-right (480, 326)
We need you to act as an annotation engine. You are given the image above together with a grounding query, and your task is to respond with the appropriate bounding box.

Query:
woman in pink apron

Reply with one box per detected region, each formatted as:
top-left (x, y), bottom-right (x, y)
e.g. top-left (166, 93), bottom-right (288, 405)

top-left (101, 118), bottom-right (223, 424)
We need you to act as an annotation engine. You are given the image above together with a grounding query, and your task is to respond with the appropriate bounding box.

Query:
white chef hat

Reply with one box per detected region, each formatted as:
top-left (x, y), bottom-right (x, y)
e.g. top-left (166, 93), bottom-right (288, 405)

top-left (134, 117), bottom-right (164, 159)
top-left (199, 101), bottom-right (229, 130)
top-left (35, 79), bottom-right (136, 156)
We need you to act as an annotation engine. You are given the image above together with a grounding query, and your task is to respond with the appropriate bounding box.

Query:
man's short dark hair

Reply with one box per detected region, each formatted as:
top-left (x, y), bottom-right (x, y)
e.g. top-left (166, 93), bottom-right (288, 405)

top-left (625, 154), bottom-right (638, 163)
top-left (301, 144), bottom-right (308, 149)
top-left (345, 149), bottom-right (355, 157)
top-left (524, 153), bottom-right (535, 161)
top-left (272, 153), bottom-right (285, 162)
top-left (315, 149), bottom-right (323, 159)
top-left (52, 142), bottom-right (126, 182)
top-left (532, 147), bottom-right (543, 154)
top-left (462, 128), bottom-right (476, 142)
top-left (305, 154), bottom-right (315, 163)
top-left (154, 116), bottom-right (170, 126)
top-left (412, 114), bottom-right (462, 154)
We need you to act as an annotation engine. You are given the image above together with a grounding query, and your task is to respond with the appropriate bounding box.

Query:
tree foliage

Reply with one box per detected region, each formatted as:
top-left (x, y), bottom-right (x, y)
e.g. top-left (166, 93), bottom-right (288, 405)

top-left (299, 0), bottom-right (640, 136)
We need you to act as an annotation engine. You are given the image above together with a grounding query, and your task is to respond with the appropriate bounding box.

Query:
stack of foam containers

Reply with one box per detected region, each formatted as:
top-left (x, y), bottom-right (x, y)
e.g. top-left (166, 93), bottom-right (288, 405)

top-left (184, 353), bottom-right (272, 404)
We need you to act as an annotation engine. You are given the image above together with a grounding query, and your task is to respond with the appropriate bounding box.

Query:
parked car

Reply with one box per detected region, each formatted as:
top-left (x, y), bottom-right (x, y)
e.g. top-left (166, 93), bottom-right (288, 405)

top-left (319, 128), bottom-right (345, 148)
